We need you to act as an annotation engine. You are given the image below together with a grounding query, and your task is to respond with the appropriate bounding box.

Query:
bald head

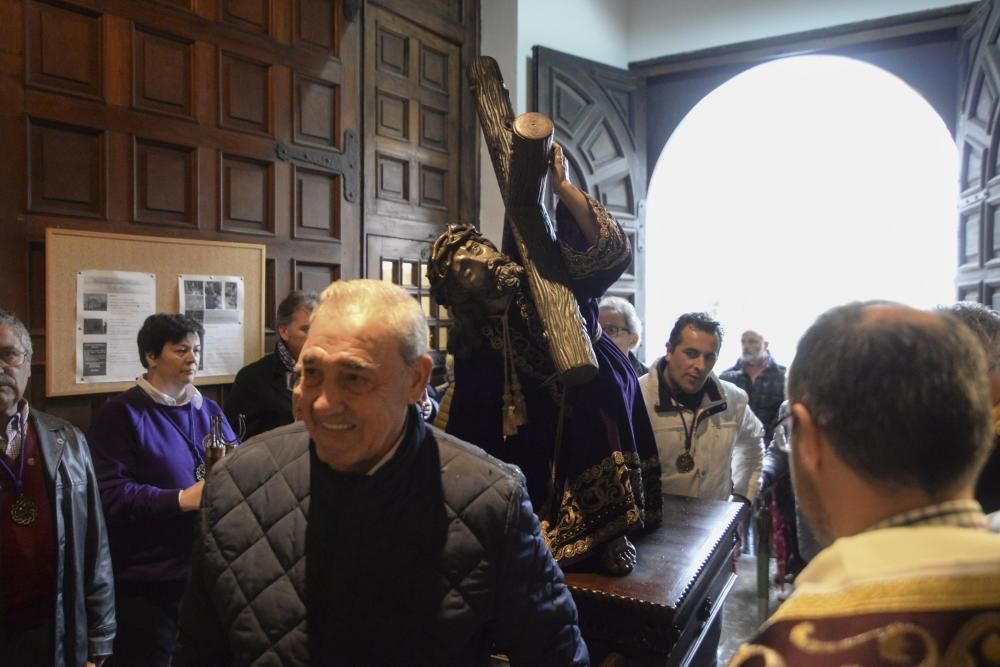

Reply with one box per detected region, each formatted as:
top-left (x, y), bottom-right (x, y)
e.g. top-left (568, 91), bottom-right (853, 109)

top-left (788, 301), bottom-right (993, 495)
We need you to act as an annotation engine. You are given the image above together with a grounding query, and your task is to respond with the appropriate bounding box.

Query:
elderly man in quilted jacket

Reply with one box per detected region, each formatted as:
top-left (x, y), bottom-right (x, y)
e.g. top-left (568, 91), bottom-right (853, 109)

top-left (172, 279), bottom-right (588, 666)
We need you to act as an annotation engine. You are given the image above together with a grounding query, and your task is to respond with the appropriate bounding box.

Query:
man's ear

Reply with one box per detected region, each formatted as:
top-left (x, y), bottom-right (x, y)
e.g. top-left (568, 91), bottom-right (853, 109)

top-left (277, 325), bottom-right (290, 343)
top-left (628, 332), bottom-right (640, 351)
top-left (145, 351), bottom-right (158, 369)
top-left (408, 354), bottom-right (433, 402)
top-left (763, 341), bottom-right (770, 351)
top-left (791, 402), bottom-right (823, 472)
top-left (665, 341), bottom-right (673, 360)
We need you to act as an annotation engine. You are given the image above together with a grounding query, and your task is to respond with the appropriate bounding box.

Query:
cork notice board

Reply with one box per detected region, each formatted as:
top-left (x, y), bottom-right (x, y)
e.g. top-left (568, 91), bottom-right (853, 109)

top-left (46, 228), bottom-right (266, 397)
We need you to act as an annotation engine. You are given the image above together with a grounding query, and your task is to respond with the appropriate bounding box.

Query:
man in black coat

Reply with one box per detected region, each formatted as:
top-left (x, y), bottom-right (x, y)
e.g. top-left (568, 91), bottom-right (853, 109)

top-left (0, 310), bottom-right (115, 667)
top-left (719, 329), bottom-right (786, 442)
top-left (224, 290), bottom-right (316, 440)
top-left (173, 280), bottom-right (588, 666)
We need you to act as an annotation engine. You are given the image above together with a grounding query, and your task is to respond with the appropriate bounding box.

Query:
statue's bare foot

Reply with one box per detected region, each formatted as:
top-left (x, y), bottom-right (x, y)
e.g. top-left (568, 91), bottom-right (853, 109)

top-left (599, 536), bottom-right (637, 576)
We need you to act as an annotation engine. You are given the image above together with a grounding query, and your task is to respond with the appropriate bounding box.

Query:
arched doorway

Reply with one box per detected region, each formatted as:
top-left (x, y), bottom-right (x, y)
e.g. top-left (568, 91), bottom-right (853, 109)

top-left (644, 54), bottom-right (957, 368)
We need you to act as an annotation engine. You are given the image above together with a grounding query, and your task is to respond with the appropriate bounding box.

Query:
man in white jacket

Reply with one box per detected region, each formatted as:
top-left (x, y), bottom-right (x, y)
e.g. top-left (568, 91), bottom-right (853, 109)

top-left (639, 312), bottom-right (764, 504)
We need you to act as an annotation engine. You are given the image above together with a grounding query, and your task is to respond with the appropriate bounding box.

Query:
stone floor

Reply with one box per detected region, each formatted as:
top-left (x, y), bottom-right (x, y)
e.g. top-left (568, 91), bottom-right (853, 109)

top-left (718, 554), bottom-right (783, 665)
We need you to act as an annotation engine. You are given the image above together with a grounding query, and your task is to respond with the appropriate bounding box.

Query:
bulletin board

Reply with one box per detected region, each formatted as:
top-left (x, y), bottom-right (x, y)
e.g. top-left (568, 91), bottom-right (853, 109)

top-left (46, 228), bottom-right (266, 397)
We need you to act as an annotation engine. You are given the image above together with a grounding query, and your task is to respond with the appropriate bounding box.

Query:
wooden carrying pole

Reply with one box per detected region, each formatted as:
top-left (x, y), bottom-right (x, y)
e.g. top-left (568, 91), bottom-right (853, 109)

top-left (468, 57), bottom-right (597, 385)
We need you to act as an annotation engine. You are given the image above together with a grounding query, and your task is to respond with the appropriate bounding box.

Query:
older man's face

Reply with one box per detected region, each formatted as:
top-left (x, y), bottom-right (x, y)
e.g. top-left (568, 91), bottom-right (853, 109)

top-left (0, 325), bottom-right (30, 418)
top-left (740, 331), bottom-right (766, 364)
top-left (292, 308), bottom-right (428, 473)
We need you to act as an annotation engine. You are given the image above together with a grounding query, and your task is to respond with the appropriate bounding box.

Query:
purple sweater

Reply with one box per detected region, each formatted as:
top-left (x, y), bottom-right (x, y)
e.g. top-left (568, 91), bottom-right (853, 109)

top-left (89, 386), bottom-right (234, 586)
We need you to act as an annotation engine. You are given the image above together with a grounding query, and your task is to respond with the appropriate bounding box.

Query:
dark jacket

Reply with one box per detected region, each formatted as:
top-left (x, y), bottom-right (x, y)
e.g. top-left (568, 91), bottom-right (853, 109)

top-left (173, 412), bottom-right (589, 667)
top-left (720, 353), bottom-right (786, 441)
top-left (224, 350), bottom-right (291, 440)
top-left (27, 411), bottom-right (116, 665)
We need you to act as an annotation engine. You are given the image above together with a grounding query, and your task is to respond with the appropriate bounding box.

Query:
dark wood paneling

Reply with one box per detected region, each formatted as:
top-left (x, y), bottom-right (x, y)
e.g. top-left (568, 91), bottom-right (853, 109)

top-left (27, 117), bottom-right (106, 218)
top-left (132, 137), bottom-right (197, 227)
top-left (219, 50), bottom-right (272, 136)
top-left (294, 0), bottom-right (339, 56)
top-left (293, 72), bottom-right (339, 149)
top-left (220, 153), bottom-right (274, 235)
top-left (292, 258), bottom-right (340, 294)
top-left (25, 0), bottom-right (103, 101)
top-left (292, 165), bottom-right (340, 241)
top-left (132, 26), bottom-right (194, 119)
top-left (364, 5), bottom-right (461, 233)
top-left (220, 0), bottom-right (272, 36)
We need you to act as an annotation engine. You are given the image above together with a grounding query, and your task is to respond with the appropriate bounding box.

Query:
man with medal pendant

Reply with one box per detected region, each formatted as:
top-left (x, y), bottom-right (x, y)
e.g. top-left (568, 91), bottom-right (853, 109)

top-left (0, 310), bottom-right (115, 666)
top-left (639, 312), bottom-right (764, 665)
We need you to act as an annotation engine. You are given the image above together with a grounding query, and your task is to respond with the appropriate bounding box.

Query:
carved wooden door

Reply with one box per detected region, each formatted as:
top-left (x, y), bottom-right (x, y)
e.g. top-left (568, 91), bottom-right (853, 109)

top-left (361, 0), bottom-right (479, 371)
top-left (533, 46), bottom-right (647, 333)
top-left (0, 0), bottom-right (360, 425)
top-left (955, 0), bottom-right (1000, 306)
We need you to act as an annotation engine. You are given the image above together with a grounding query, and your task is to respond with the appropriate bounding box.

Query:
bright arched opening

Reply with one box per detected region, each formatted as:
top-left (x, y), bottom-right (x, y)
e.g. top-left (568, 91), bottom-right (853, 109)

top-left (644, 55), bottom-right (957, 369)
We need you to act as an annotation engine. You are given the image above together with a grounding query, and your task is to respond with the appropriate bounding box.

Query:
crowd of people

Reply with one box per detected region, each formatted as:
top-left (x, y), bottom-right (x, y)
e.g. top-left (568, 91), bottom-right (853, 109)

top-left (3, 155), bottom-right (1000, 667)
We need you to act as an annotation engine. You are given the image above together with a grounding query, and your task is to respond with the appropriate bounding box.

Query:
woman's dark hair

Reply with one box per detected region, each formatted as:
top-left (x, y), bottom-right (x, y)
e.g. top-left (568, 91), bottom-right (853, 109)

top-left (137, 313), bottom-right (204, 368)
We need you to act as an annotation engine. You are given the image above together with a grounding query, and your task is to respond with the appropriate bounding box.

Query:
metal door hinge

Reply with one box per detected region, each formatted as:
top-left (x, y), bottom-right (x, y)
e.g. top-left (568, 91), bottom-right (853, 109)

top-left (275, 129), bottom-right (359, 203)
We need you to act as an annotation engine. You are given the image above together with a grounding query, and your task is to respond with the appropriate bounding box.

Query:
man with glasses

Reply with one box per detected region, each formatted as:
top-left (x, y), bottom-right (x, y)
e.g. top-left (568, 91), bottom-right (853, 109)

top-left (0, 310), bottom-right (115, 666)
top-left (729, 301), bottom-right (1000, 666)
top-left (172, 280), bottom-right (587, 666)
top-left (599, 296), bottom-right (648, 376)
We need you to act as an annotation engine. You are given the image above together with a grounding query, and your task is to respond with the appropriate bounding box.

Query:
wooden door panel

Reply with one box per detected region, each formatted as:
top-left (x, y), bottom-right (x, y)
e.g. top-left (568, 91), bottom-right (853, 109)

top-left (132, 26), bottom-right (196, 119)
top-left (1, 0), bottom-right (361, 428)
top-left (25, 0), bottom-right (104, 101)
top-left (364, 5), bottom-right (461, 236)
top-left (534, 46), bottom-right (647, 308)
top-left (956, 0), bottom-right (1000, 302)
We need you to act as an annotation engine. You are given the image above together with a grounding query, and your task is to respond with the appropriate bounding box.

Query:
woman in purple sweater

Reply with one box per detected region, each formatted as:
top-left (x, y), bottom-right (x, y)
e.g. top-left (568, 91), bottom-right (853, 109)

top-left (89, 314), bottom-right (235, 667)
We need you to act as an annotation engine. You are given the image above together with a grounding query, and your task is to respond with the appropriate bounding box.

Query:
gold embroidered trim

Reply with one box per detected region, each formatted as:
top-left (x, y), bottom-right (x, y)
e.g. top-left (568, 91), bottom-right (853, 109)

top-left (767, 573), bottom-right (1000, 626)
top-left (941, 611), bottom-right (1000, 664)
top-left (729, 611), bottom-right (1000, 667)
top-left (541, 450), bottom-right (645, 563)
top-left (789, 620), bottom-right (937, 665)
top-left (726, 643), bottom-right (787, 667)
top-left (560, 194), bottom-right (629, 279)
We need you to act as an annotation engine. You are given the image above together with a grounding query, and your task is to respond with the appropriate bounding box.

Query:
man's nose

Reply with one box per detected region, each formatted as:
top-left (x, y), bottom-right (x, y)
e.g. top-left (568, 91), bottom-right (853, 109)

top-left (310, 384), bottom-right (345, 415)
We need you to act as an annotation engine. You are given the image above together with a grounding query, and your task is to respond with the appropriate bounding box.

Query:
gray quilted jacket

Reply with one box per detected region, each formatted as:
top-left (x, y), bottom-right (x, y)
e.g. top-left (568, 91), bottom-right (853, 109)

top-left (172, 416), bottom-right (589, 666)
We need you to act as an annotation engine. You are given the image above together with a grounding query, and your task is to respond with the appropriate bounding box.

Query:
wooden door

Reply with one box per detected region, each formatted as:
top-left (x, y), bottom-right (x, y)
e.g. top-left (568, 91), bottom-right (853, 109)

top-left (955, 0), bottom-right (1000, 305)
top-left (533, 46), bottom-right (647, 347)
top-left (361, 0), bottom-right (479, 370)
top-left (0, 0), bottom-right (361, 426)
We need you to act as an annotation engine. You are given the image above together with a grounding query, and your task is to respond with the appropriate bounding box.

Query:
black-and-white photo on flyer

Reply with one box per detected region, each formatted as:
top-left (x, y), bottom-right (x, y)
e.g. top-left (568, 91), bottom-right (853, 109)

top-left (178, 274), bottom-right (244, 376)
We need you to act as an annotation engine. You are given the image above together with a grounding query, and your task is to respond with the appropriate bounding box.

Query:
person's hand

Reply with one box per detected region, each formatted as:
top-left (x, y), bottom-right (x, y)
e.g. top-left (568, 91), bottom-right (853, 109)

top-left (417, 387), bottom-right (434, 421)
top-left (179, 480), bottom-right (205, 511)
top-left (550, 142), bottom-right (572, 197)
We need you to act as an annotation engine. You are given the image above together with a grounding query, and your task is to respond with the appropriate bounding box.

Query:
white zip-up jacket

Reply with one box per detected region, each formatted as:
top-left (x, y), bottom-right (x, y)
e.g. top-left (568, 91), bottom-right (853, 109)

top-left (639, 358), bottom-right (764, 502)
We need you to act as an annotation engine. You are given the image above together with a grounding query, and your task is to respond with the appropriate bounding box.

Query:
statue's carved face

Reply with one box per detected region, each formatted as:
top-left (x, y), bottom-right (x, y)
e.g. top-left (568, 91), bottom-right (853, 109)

top-left (445, 239), bottom-right (522, 310)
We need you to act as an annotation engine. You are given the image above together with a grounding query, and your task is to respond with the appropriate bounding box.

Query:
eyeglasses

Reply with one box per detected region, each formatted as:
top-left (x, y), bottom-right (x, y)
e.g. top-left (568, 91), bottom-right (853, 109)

top-left (604, 326), bottom-right (632, 337)
top-left (0, 348), bottom-right (28, 368)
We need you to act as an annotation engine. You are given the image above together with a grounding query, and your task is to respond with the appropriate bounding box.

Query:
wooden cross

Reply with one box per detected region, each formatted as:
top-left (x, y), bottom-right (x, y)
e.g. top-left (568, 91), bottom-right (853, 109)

top-left (467, 56), bottom-right (598, 386)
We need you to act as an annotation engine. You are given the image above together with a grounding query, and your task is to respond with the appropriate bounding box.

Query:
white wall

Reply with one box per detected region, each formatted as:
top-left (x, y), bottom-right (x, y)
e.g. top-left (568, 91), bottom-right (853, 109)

top-left (626, 0), bottom-right (967, 63)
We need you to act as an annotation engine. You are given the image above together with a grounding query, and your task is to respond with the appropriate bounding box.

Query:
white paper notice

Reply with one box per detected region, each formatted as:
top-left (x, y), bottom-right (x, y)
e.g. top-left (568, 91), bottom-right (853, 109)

top-left (178, 275), bottom-right (245, 377)
top-left (76, 271), bottom-right (156, 383)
